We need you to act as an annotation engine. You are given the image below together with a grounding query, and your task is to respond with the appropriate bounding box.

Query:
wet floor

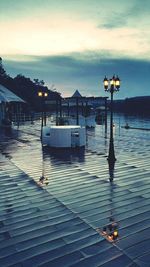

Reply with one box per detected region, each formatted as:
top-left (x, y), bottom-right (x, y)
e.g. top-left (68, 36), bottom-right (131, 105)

top-left (0, 114), bottom-right (150, 266)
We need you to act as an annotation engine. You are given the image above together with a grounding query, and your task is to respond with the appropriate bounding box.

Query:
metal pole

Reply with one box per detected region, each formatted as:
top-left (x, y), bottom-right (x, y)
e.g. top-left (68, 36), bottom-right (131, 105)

top-left (56, 99), bottom-right (58, 125)
top-left (108, 89), bottom-right (116, 164)
top-left (76, 97), bottom-right (79, 125)
top-left (85, 100), bottom-right (88, 117)
top-left (67, 101), bottom-right (70, 117)
top-left (59, 98), bottom-right (62, 118)
top-left (105, 98), bottom-right (107, 136)
top-left (41, 109), bottom-right (44, 140)
top-left (82, 101), bottom-right (84, 116)
top-left (43, 98), bottom-right (46, 126)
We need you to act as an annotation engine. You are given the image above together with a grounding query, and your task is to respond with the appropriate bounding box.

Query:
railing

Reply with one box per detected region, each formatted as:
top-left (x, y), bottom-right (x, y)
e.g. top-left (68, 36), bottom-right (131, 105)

top-left (11, 112), bottom-right (55, 124)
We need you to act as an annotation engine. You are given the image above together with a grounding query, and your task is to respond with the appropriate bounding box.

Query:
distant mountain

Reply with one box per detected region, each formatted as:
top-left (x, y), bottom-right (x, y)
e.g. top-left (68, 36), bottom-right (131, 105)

top-left (113, 96), bottom-right (150, 114)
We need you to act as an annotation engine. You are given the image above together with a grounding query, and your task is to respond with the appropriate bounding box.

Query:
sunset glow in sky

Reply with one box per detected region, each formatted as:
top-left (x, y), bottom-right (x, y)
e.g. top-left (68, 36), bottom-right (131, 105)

top-left (1, 0), bottom-right (150, 98)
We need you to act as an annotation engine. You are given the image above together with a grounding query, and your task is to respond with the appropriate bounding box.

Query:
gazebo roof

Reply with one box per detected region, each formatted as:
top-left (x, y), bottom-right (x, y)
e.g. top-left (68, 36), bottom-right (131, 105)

top-left (0, 84), bottom-right (25, 103)
top-left (71, 90), bottom-right (82, 98)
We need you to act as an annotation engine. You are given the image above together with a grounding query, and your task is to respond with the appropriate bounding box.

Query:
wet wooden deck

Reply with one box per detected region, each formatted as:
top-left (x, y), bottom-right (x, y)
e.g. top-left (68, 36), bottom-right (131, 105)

top-left (0, 119), bottom-right (150, 266)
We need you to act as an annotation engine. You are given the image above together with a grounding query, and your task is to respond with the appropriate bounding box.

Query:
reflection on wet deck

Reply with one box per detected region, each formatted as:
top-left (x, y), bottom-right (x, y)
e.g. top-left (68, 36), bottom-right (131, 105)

top-left (0, 117), bottom-right (150, 266)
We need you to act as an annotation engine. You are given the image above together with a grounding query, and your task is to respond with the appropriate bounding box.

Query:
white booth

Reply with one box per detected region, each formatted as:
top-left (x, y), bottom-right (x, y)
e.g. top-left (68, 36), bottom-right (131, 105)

top-left (42, 125), bottom-right (86, 148)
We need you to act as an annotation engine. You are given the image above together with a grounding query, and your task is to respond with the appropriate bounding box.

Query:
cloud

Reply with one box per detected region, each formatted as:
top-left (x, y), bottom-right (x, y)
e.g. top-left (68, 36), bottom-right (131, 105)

top-left (99, 12), bottom-right (128, 29)
top-left (1, 15), bottom-right (150, 61)
top-left (3, 53), bottom-right (150, 99)
top-left (97, 0), bottom-right (150, 29)
top-left (1, 0), bottom-right (150, 99)
top-left (1, 0), bottom-right (150, 61)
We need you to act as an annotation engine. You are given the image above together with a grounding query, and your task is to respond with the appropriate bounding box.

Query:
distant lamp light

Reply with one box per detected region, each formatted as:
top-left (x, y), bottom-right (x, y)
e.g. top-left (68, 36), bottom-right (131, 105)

top-left (38, 90), bottom-right (48, 138)
top-left (110, 75), bottom-right (116, 88)
top-left (115, 76), bottom-right (120, 90)
top-left (103, 76), bottom-right (109, 90)
top-left (38, 91), bottom-right (43, 97)
top-left (112, 229), bottom-right (118, 240)
top-left (108, 235), bottom-right (113, 241)
top-left (38, 91), bottom-right (48, 97)
top-left (102, 226), bottom-right (107, 234)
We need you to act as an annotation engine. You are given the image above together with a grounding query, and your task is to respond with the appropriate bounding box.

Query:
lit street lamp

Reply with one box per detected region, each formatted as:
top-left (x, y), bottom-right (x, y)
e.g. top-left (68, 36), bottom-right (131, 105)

top-left (38, 91), bottom-right (48, 140)
top-left (103, 75), bottom-right (120, 168)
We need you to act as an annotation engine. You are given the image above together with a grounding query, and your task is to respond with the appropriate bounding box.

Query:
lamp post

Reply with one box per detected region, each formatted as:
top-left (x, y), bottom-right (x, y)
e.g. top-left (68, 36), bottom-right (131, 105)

top-left (103, 75), bottom-right (120, 167)
top-left (76, 97), bottom-right (79, 125)
top-left (38, 91), bottom-right (48, 140)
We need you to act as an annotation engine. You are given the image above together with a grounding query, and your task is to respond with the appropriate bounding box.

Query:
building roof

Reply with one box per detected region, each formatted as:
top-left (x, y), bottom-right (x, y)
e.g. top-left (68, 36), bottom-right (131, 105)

top-left (0, 84), bottom-right (25, 103)
top-left (71, 90), bottom-right (82, 98)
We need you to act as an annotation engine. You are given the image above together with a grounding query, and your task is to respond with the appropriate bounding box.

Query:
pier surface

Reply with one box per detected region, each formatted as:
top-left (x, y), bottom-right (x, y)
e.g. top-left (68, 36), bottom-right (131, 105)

top-left (0, 119), bottom-right (150, 267)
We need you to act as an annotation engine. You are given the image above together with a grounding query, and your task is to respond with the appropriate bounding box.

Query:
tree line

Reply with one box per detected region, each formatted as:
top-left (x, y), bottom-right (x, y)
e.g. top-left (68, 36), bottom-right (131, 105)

top-left (0, 57), bottom-right (61, 111)
top-left (113, 97), bottom-right (150, 115)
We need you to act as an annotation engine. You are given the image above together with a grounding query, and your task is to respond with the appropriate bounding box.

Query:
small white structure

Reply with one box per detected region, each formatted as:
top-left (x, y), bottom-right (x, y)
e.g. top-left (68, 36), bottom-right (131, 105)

top-left (42, 125), bottom-right (86, 148)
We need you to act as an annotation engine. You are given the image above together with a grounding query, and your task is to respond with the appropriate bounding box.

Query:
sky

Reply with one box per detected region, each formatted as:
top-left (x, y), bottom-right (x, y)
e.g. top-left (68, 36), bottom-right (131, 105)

top-left (1, 0), bottom-right (150, 99)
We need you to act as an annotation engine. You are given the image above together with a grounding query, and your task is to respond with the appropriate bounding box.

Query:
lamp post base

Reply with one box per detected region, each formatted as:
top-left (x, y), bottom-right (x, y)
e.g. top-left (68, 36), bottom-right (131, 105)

top-left (107, 156), bottom-right (116, 164)
top-left (107, 138), bottom-right (116, 164)
top-left (107, 156), bottom-right (116, 182)
top-left (107, 138), bottom-right (116, 181)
